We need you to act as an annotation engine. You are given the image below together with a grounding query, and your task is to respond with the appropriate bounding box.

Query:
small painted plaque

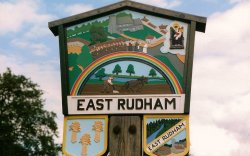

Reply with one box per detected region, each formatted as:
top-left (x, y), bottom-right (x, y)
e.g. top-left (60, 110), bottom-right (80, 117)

top-left (144, 115), bottom-right (189, 156)
top-left (63, 116), bottom-right (108, 156)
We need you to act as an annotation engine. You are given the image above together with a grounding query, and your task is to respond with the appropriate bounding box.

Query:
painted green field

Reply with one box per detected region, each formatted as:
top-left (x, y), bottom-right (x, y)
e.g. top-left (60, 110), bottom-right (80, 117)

top-left (68, 45), bottom-right (93, 90)
top-left (86, 75), bottom-right (166, 85)
top-left (67, 31), bottom-right (91, 41)
top-left (108, 74), bottom-right (164, 79)
top-left (67, 27), bottom-right (123, 42)
top-left (124, 25), bottom-right (162, 40)
top-left (154, 55), bottom-right (183, 88)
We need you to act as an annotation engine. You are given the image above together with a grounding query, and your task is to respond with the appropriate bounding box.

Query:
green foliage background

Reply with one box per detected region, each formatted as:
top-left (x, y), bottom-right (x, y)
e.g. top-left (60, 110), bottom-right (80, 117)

top-left (68, 45), bottom-right (93, 90)
top-left (95, 68), bottom-right (107, 80)
top-left (0, 68), bottom-right (60, 156)
top-left (146, 118), bottom-right (182, 138)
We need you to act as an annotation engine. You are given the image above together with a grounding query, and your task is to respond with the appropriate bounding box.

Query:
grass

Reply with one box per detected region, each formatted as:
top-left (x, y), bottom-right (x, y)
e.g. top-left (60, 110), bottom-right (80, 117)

top-left (68, 31), bottom-right (91, 42)
top-left (107, 74), bottom-right (164, 79)
top-left (68, 27), bottom-right (123, 42)
top-left (86, 74), bottom-right (166, 85)
top-left (147, 81), bottom-right (167, 85)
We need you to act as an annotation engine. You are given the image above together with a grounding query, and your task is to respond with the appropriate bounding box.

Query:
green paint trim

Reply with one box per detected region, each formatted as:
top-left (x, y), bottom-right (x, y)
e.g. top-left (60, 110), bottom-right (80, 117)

top-left (183, 21), bottom-right (196, 114)
top-left (183, 23), bottom-right (190, 94)
top-left (58, 25), bottom-right (69, 115)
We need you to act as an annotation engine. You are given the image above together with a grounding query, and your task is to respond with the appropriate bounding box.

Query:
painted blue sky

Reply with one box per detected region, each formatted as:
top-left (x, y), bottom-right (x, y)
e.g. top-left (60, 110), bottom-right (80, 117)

top-left (1, 0), bottom-right (250, 155)
top-left (97, 61), bottom-right (161, 76)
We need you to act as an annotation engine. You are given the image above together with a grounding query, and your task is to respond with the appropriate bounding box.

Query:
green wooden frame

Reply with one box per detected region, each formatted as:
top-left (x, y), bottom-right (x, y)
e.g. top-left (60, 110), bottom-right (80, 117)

top-left (183, 21), bottom-right (196, 114)
top-left (58, 25), bottom-right (69, 114)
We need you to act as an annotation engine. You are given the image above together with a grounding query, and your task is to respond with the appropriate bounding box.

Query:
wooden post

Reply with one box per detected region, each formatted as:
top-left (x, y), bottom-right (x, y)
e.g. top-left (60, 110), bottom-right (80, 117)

top-left (109, 116), bottom-right (141, 156)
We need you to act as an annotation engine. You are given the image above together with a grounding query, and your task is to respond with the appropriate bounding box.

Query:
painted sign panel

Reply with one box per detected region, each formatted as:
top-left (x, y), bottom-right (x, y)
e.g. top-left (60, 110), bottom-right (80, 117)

top-left (63, 116), bottom-right (108, 156)
top-left (68, 94), bottom-right (185, 114)
top-left (144, 115), bottom-right (189, 156)
top-left (66, 10), bottom-right (188, 114)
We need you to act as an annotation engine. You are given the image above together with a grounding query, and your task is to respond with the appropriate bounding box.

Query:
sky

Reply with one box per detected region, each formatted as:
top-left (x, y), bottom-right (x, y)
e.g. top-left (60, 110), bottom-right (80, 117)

top-left (0, 0), bottom-right (250, 155)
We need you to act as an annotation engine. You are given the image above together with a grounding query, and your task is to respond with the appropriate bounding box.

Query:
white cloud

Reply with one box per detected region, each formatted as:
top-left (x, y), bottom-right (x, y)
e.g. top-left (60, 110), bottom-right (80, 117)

top-left (196, 1), bottom-right (250, 60)
top-left (190, 123), bottom-right (239, 156)
top-left (11, 39), bottom-right (50, 56)
top-left (134, 0), bottom-right (182, 9)
top-left (0, 0), bottom-right (55, 36)
top-left (190, 1), bottom-right (250, 155)
top-left (0, 54), bottom-right (61, 111)
top-left (62, 0), bottom-right (181, 16)
top-left (64, 4), bottom-right (94, 16)
top-left (228, 0), bottom-right (250, 4)
top-left (24, 25), bottom-right (52, 39)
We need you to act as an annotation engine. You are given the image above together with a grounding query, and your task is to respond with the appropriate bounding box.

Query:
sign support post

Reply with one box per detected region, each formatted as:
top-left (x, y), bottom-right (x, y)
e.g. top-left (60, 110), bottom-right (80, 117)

top-left (109, 116), bottom-right (141, 156)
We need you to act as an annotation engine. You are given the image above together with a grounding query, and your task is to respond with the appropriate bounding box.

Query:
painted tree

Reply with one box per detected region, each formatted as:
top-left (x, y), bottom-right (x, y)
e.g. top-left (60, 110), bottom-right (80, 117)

top-left (126, 64), bottom-right (135, 76)
top-left (149, 68), bottom-right (157, 77)
top-left (92, 121), bottom-right (103, 143)
top-left (69, 122), bottom-right (81, 143)
top-left (75, 25), bottom-right (81, 34)
top-left (116, 12), bottom-right (133, 18)
top-left (0, 68), bottom-right (60, 155)
top-left (112, 64), bottom-right (122, 75)
top-left (76, 45), bottom-right (93, 70)
top-left (95, 68), bottom-right (106, 80)
top-left (80, 133), bottom-right (91, 156)
top-left (89, 25), bottom-right (107, 44)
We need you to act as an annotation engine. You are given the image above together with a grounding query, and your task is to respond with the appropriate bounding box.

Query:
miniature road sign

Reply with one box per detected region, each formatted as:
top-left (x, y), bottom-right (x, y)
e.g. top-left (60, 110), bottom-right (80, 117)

top-left (144, 115), bottom-right (189, 156)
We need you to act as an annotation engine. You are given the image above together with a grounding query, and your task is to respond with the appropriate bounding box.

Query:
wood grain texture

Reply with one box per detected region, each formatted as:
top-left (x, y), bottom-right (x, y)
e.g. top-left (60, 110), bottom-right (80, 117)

top-left (109, 116), bottom-right (141, 156)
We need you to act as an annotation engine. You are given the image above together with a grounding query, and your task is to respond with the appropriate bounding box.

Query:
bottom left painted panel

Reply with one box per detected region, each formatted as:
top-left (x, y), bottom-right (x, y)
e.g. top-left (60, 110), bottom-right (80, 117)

top-left (63, 116), bottom-right (108, 156)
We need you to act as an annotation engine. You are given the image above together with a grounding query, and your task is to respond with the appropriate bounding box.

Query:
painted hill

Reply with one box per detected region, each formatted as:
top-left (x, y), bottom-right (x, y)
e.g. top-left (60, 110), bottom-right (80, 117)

top-left (165, 53), bottom-right (184, 77)
top-left (154, 55), bottom-right (183, 88)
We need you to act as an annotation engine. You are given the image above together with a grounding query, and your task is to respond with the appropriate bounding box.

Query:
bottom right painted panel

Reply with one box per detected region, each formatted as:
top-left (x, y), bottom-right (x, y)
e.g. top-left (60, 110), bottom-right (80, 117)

top-left (144, 115), bottom-right (189, 156)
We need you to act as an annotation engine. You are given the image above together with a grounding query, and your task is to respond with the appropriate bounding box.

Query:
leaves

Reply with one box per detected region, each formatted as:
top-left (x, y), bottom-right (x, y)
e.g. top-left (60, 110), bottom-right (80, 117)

top-left (0, 68), bottom-right (60, 155)
top-left (89, 25), bottom-right (108, 44)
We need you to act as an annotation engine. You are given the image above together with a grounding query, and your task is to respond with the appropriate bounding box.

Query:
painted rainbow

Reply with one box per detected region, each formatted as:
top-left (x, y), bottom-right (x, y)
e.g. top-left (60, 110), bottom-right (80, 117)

top-left (70, 52), bottom-right (183, 95)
